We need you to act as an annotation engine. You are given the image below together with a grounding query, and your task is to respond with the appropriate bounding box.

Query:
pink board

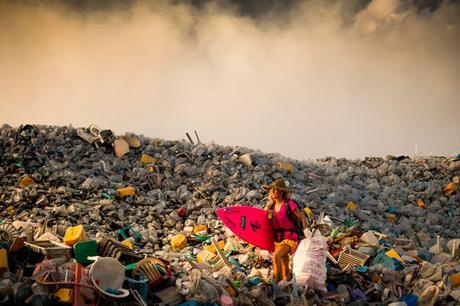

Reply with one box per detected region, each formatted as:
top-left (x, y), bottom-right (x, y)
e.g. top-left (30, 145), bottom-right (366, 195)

top-left (216, 206), bottom-right (275, 252)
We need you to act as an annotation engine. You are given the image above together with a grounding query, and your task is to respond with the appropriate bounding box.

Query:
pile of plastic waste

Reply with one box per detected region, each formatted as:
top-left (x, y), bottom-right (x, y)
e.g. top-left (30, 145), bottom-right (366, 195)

top-left (0, 124), bottom-right (458, 305)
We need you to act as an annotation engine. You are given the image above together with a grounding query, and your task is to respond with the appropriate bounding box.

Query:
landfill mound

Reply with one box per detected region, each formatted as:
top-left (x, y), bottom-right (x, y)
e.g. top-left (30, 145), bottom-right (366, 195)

top-left (0, 124), bottom-right (459, 305)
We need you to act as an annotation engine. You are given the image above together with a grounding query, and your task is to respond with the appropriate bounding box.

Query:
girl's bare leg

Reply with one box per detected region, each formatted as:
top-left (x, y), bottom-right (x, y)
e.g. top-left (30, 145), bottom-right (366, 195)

top-left (273, 244), bottom-right (291, 283)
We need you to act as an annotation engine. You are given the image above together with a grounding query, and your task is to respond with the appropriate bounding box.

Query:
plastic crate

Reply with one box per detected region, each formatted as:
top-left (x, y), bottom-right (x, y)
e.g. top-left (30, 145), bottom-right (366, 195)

top-left (25, 240), bottom-right (72, 257)
top-left (97, 236), bottom-right (142, 264)
top-left (338, 246), bottom-right (370, 271)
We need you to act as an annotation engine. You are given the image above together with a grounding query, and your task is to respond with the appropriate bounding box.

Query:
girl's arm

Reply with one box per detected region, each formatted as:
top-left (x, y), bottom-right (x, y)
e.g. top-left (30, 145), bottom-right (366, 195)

top-left (264, 198), bottom-right (274, 210)
top-left (294, 207), bottom-right (309, 229)
top-left (264, 190), bottom-right (275, 210)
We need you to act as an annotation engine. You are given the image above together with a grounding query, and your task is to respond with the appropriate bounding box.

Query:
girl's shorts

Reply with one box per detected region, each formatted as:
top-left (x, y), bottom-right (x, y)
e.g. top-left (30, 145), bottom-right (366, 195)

top-left (274, 239), bottom-right (297, 251)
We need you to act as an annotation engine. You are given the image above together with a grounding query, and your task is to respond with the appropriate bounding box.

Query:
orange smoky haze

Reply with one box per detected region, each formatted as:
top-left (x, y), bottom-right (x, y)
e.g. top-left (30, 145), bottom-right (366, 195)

top-left (0, 0), bottom-right (459, 159)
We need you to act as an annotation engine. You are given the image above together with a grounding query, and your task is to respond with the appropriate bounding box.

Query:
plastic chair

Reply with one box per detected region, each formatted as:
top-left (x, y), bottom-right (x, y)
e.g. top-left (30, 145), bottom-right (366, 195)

top-left (132, 258), bottom-right (171, 289)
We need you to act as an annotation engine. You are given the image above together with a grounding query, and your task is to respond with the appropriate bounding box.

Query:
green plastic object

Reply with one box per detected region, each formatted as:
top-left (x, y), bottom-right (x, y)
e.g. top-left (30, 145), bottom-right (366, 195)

top-left (330, 229), bottom-right (338, 239)
top-left (343, 218), bottom-right (357, 227)
top-left (192, 235), bottom-right (210, 242)
top-left (118, 226), bottom-right (143, 242)
top-left (102, 192), bottom-right (113, 200)
top-left (73, 240), bottom-right (97, 264)
top-left (124, 262), bottom-right (137, 271)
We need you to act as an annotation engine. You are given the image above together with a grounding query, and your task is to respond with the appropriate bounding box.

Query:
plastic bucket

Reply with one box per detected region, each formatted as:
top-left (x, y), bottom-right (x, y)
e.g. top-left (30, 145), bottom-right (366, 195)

top-left (89, 257), bottom-right (129, 298)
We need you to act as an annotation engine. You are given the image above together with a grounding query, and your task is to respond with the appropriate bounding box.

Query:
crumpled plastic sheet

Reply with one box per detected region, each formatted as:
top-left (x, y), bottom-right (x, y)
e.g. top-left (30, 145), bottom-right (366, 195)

top-left (413, 273), bottom-right (450, 306)
top-left (178, 269), bottom-right (227, 304)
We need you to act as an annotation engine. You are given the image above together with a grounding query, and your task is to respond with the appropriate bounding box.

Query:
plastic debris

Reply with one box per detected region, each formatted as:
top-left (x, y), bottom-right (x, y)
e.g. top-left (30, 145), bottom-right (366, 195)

top-left (0, 124), bottom-right (458, 305)
top-left (171, 234), bottom-right (188, 251)
top-left (113, 138), bottom-right (130, 157)
top-left (19, 175), bottom-right (35, 188)
top-left (443, 182), bottom-right (458, 196)
top-left (238, 153), bottom-right (252, 167)
top-left (63, 224), bottom-right (88, 246)
top-left (416, 198), bottom-right (426, 209)
top-left (140, 153), bottom-right (157, 164)
top-left (117, 186), bottom-right (136, 198)
top-left (277, 162), bottom-right (294, 173)
top-left (346, 201), bottom-right (358, 211)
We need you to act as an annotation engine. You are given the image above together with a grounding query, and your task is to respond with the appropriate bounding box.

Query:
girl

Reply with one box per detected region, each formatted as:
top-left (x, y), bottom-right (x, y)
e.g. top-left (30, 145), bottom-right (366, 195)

top-left (264, 179), bottom-right (308, 283)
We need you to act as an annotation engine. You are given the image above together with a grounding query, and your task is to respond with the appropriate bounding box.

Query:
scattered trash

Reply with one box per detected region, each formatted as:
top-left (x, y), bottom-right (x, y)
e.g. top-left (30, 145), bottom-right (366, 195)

top-left (277, 162), bottom-right (294, 173)
top-left (113, 138), bottom-right (130, 157)
top-left (346, 201), bottom-right (358, 211)
top-left (74, 240), bottom-right (98, 264)
top-left (63, 224), bottom-right (88, 246)
top-left (171, 234), bottom-right (188, 251)
top-left (122, 134), bottom-right (141, 148)
top-left (443, 182), bottom-right (458, 196)
top-left (89, 256), bottom-right (130, 298)
top-left (0, 124), bottom-right (459, 305)
top-left (117, 186), bottom-right (136, 198)
top-left (416, 198), bottom-right (426, 209)
top-left (338, 245), bottom-right (370, 271)
top-left (19, 175), bottom-right (35, 188)
top-left (140, 153), bottom-right (156, 164)
top-left (238, 153), bottom-right (252, 167)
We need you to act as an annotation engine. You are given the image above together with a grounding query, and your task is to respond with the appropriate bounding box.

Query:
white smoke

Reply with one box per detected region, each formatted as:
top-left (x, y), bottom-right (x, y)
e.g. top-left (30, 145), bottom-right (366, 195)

top-left (0, 0), bottom-right (459, 159)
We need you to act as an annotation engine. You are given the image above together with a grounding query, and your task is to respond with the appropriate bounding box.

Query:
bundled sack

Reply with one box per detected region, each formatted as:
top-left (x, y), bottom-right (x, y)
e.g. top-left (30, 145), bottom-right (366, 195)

top-left (293, 229), bottom-right (327, 293)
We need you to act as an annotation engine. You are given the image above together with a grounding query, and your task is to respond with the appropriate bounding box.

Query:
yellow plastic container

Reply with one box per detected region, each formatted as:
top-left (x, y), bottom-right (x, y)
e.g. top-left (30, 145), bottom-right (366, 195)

top-left (197, 249), bottom-right (217, 264)
top-left (54, 288), bottom-right (73, 303)
top-left (64, 225), bottom-right (88, 246)
top-left (385, 249), bottom-right (403, 262)
top-left (443, 183), bottom-right (458, 196)
top-left (416, 199), bottom-right (426, 209)
top-left (346, 201), bottom-right (358, 211)
top-left (140, 154), bottom-right (157, 164)
top-left (204, 240), bottom-right (225, 254)
top-left (386, 214), bottom-right (398, 222)
top-left (193, 225), bottom-right (208, 236)
top-left (171, 234), bottom-right (187, 251)
top-left (0, 249), bottom-right (8, 274)
top-left (121, 239), bottom-right (134, 250)
top-left (117, 186), bottom-right (136, 198)
top-left (277, 162), bottom-right (294, 173)
top-left (19, 175), bottom-right (35, 188)
top-left (450, 272), bottom-right (460, 288)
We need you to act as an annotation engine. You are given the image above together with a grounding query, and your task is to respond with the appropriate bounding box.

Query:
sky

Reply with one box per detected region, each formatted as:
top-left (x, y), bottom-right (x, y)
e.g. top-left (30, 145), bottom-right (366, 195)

top-left (1, 0), bottom-right (459, 159)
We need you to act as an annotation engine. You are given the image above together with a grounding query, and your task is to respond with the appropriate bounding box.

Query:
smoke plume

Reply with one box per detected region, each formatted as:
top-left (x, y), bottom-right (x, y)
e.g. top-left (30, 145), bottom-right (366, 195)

top-left (1, 0), bottom-right (459, 159)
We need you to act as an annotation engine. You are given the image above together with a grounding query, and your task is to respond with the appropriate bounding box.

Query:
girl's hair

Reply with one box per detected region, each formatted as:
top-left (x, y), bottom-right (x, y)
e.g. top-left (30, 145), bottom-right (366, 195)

top-left (281, 190), bottom-right (290, 201)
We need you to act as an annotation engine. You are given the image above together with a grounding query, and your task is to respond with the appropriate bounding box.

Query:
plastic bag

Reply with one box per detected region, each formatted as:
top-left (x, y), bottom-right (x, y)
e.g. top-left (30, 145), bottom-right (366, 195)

top-left (293, 229), bottom-right (327, 293)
